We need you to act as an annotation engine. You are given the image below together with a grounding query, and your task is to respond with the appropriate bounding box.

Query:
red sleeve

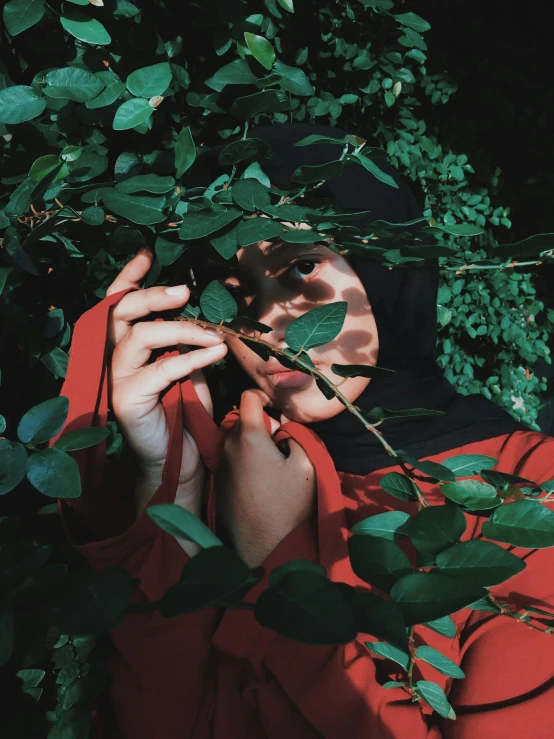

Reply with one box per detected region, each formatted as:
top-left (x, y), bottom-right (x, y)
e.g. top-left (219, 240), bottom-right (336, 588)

top-left (211, 421), bottom-right (442, 738)
top-left (440, 430), bottom-right (554, 737)
top-left (48, 288), bottom-right (224, 570)
top-left (212, 425), bottom-right (554, 738)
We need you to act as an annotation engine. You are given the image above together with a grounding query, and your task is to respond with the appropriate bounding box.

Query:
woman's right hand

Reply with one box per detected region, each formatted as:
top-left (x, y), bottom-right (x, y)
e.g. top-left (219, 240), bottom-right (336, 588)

top-left (105, 247), bottom-right (228, 506)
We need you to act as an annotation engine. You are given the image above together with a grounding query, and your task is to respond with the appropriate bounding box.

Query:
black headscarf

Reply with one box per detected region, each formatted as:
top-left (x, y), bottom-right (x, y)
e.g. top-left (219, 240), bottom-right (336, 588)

top-left (194, 122), bottom-right (528, 475)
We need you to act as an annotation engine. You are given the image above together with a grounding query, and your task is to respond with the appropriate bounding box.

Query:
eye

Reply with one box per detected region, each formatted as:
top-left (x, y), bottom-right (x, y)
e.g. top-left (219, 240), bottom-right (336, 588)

top-left (286, 260), bottom-right (318, 281)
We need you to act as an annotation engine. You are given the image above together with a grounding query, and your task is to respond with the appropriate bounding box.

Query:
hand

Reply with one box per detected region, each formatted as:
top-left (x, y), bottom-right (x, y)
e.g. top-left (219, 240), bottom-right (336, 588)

top-left (215, 389), bottom-right (316, 568)
top-left (106, 248), bottom-right (228, 515)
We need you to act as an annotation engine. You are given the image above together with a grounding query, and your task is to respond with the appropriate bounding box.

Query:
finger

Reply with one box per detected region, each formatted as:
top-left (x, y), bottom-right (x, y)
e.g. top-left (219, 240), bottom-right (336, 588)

top-left (111, 321), bottom-right (225, 383)
top-left (177, 345), bottom-right (214, 417)
top-left (237, 389), bottom-right (272, 436)
top-left (106, 248), bottom-right (154, 297)
top-left (108, 284), bottom-right (192, 346)
top-left (115, 344), bottom-right (228, 405)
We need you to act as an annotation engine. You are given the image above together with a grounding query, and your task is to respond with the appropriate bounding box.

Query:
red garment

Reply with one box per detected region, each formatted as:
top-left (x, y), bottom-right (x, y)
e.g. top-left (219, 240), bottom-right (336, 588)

top-left (51, 290), bottom-right (554, 738)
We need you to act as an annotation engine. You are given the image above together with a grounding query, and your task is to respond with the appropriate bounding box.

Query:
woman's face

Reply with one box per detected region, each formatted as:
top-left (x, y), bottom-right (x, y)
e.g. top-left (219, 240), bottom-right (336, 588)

top-left (220, 236), bottom-right (379, 423)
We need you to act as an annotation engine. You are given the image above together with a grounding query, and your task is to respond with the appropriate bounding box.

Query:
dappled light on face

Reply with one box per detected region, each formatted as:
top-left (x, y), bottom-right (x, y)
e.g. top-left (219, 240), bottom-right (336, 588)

top-left (222, 237), bottom-right (380, 423)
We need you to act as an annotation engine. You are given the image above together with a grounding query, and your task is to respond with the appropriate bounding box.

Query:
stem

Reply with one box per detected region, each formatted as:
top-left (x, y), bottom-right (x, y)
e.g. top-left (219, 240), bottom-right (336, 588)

top-left (178, 315), bottom-right (401, 462)
top-left (406, 627), bottom-right (416, 693)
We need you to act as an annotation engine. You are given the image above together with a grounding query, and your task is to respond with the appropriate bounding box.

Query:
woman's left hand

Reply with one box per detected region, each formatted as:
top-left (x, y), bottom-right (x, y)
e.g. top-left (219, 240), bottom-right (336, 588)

top-left (215, 389), bottom-right (316, 568)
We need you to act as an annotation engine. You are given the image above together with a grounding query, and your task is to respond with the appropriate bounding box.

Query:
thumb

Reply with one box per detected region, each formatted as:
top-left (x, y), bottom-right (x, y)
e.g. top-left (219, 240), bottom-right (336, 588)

top-left (238, 389), bottom-right (272, 435)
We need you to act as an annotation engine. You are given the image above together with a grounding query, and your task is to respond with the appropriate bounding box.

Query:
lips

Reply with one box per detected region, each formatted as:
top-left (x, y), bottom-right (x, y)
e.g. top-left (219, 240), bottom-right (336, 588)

top-left (262, 359), bottom-right (314, 390)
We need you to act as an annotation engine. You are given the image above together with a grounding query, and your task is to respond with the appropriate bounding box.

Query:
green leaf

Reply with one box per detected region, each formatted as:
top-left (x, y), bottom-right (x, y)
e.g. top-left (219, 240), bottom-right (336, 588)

top-left (0, 86), bottom-right (46, 124)
top-left (382, 681), bottom-right (406, 690)
top-left (350, 152), bottom-right (398, 188)
top-left (0, 440), bottom-right (27, 495)
top-left (480, 470), bottom-right (536, 491)
top-left (101, 189), bottom-right (166, 225)
top-left (394, 12), bottom-right (431, 33)
top-left (331, 363), bottom-right (395, 379)
top-left (269, 560), bottom-right (326, 588)
top-left (255, 571), bottom-right (357, 645)
top-left (46, 705), bottom-right (91, 739)
top-left (40, 347), bottom-right (69, 378)
top-left (54, 567), bottom-right (134, 636)
top-left (244, 32), bottom-right (275, 71)
top-left (159, 546), bottom-right (253, 616)
top-left (416, 645), bottom-right (464, 678)
top-left (155, 237), bottom-right (186, 266)
top-left (180, 208), bottom-right (242, 240)
top-left (231, 179), bottom-right (271, 212)
top-left (29, 155), bottom-right (69, 182)
top-left (229, 316), bottom-right (272, 334)
top-left (441, 480), bottom-right (501, 510)
top-left (293, 135), bottom-right (345, 147)
top-left (365, 641), bottom-right (409, 670)
top-left (53, 427), bottom-right (110, 452)
top-left (26, 448), bottom-right (81, 498)
top-left (351, 511), bottom-right (410, 540)
top-left (280, 229), bottom-right (322, 243)
top-left (205, 59), bottom-right (258, 92)
top-left (147, 503), bottom-right (223, 548)
top-left (401, 505), bottom-right (467, 554)
top-left (481, 500), bottom-right (554, 548)
top-left (391, 572), bottom-right (486, 625)
top-left (236, 217), bottom-right (283, 246)
top-left (277, 0), bottom-right (294, 11)
top-left (45, 67), bottom-right (104, 103)
top-left (379, 471), bottom-right (420, 502)
top-left (80, 206), bottom-right (104, 226)
top-left (231, 90), bottom-right (290, 120)
top-left (17, 396), bottom-right (69, 444)
top-left (200, 280), bottom-right (238, 323)
top-left (3, 0), bottom-right (45, 36)
top-left (242, 161), bottom-right (271, 187)
top-left (436, 540), bottom-right (526, 586)
top-left (416, 681), bottom-right (455, 720)
top-left (348, 535), bottom-right (413, 592)
top-left (113, 98), bottom-right (154, 131)
top-left (218, 138), bottom-right (269, 167)
top-left (274, 60), bottom-right (314, 96)
top-left (291, 160), bottom-right (344, 184)
top-left (62, 143), bottom-right (83, 160)
top-left (175, 126), bottom-right (196, 178)
top-left (115, 174), bottom-right (175, 195)
top-left (398, 452), bottom-right (456, 482)
top-left (422, 615), bottom-right (457, 638)
top-left (423, 223), bottom-right (482, 237)
top-left (440, 454), bottom-right (498, 477)
top-left (210, 228), bottom-right (239, 260)
top-left (285, 301), bottom-right (347, 352)
top-left (337, 587), bottom-right (408, 649)
top-left (85, 71), bottom-right (125, 109)
top-left (60, 11), bottom-right (111, 44)
top-left (126, 62), bottom-right (172, 97)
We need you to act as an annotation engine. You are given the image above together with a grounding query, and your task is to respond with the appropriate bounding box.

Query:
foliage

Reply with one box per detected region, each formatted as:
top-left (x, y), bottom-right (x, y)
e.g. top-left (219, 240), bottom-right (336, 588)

top-left (1, 0), bottom-right (554, 733)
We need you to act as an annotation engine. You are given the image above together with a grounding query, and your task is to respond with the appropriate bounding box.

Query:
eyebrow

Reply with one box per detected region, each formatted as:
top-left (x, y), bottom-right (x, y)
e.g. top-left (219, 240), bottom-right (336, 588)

top-left (260, 240), bottom-right (295, 256)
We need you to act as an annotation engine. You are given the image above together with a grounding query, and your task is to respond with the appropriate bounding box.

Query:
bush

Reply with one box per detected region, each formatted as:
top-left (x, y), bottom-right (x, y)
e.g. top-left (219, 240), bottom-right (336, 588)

top-left (1, 0), bottom-right (554, 734)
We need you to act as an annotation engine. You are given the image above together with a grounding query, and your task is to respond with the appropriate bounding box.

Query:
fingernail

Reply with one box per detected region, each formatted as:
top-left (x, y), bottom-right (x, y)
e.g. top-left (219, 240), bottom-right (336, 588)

top-left (204, 327), bottom-right (224, 337)
top-left (206, 344), bottom-right (225, 353)
top-left (165, 285), bottom-right (188, 296)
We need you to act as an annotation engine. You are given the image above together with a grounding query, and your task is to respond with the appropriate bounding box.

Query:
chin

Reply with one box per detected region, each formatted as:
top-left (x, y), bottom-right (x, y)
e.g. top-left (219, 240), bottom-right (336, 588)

top-left (269, 389), bottom-right (346, 425)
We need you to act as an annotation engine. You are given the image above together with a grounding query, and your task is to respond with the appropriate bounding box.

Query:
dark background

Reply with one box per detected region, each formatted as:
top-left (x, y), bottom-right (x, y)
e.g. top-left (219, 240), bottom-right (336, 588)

top-left (409, 0), bottom-right (554, 432)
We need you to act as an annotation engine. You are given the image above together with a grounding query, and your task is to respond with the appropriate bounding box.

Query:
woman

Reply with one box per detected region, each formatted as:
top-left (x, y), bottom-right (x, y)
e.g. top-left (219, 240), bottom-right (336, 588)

top-left (51, 123), bottom-right (554, 738)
